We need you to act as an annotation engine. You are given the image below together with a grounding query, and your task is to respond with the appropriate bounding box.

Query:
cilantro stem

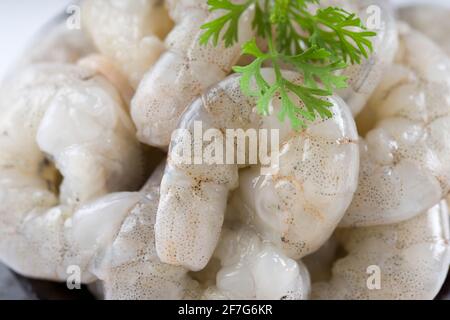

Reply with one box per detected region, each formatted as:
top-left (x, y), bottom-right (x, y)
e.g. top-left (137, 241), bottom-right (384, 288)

top-left (200, 0), bottom-right (376, 129)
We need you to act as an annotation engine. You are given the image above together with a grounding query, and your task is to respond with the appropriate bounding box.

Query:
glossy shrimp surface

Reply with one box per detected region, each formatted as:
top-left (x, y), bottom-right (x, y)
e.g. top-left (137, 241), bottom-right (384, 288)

top-left (0, 63), bottom-right (143, 280)
top-left (155, 68), bottom-right (359, 271)
top-left (131, 0), bottom-right (255, 148)
top-left (82, 0), bottom-right (173, 88)
top-left (83, 164), bottom-right (200, 300)
top-left (313, 200), bottom-right (450, 300)
top-left (398, 5), bottom-right (450, 56)
top-left (90, 165), bottom-right (310, 300)
top-left (341, 25), bottom-right (450, 227)
top-left (203, 226), bottom-right (311, 300)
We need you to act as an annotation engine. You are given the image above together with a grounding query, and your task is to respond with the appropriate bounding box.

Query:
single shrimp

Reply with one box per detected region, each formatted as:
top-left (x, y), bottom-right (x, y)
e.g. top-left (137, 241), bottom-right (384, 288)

top-left (312, 200), bottom-right (450, 300)
top-left (155, 68), bottom-right (359, 271)
top-left (0, 63), bottom-right (144, 280)
top-left (131, 0), bottom-right (255, 149)
top-left (341, 25), bottom-right (450, 227)
top-left (202, 226), bottom-right (311, 300)
top-left (398, 4), bottom-right (450, 56)
top-left (81, 0), bottom-right (173, 88)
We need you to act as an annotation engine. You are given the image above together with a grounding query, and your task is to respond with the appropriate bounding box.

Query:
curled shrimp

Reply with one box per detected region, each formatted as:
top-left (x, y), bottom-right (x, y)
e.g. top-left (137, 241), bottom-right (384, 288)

top-left (0, 63), bottom-right (143, 280)
top-left (155, 68), bottom-right (359, 271)
top-left (131, 0), bottom-right (255, 148)
top-left (398, 4), bottom-right (450, 56)
top-left (341, 25), bottom-right (450, 227)
top-left (312, 200), bottom-right (450, 300)
top-left (82, 0), bottom-right (173, 88)
top-left (202, 226), bottom-right (311, 300)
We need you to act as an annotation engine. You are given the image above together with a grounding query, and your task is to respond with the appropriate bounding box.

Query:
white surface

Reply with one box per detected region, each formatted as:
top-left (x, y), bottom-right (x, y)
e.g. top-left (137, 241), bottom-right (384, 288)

top-left (0, 0), bottom-right (72, 79)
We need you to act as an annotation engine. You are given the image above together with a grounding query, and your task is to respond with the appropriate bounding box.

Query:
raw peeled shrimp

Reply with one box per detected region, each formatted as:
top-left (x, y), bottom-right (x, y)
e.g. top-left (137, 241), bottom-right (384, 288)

top-left (341, 0), bottom-right (398, 115)
top-left (82, 0), bottom-right (173, 88)
top-left (77, 163), bottom-right (200, 300)
top-left (312, 200), bottom-right (450, 300)
top-left (0, 63), bottom-right (143, 280)
top-left (78, 54), bottom-right (135, 106)
top-left (131, 0), bottom-right (255, 148)
top-left (155, 68), bottom-right (359, 271)
top-left (341, 25), bottom-right (450, 227)
top-left (87, 165), bottom-right (310, 300)
top-left (0, 62), bottom-right (308, 299)
top-left (398, 5), bottom-right (450, 56)
top-left (202, 226), bottom-right (311, 300)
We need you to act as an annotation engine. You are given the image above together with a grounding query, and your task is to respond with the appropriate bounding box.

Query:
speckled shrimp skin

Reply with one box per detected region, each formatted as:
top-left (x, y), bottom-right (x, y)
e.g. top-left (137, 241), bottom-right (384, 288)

top-left (88, 165), bottom-right (310, 300)
top-left (232, 103), bottom-right (359, 260)
top-left (312, 200), bottom-right (450, 300)
top-left (80, 164), bottom-right (200, 300)
top-left (398, 5), bottom-right (450, 56)
top-left (341, 25), bottom-right (450, 227)
top-left (318, 0), bottom-right (398, 115)
top-left (155, 68), bottom-right (359, 271)
top-left (82, 0), bottom-right (173, 89)
top-left (131, 0), bottom-right (255, 149)
top-left (0, 64), bottom-right (143, 281)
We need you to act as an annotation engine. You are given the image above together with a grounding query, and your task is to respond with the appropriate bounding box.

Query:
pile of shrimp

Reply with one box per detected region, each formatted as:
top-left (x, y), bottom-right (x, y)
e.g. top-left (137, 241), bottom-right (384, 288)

top-left (0, 0), bottom-right (449, 300)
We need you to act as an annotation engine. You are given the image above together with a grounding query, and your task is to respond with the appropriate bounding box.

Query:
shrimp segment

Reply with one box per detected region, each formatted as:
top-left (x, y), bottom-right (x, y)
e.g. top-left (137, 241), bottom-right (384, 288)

top-left (82, 0), bottom-right (173, 88)
top-left (313, 201), bottom-right (450, 300)
top-left (131, 0), bottom-right (255, 148)
top-left (155, 69), bottom-right (359, 271)
top-left (341, 25), bottom-right (450, 227)
top-left (0, 64), bottom-right (143, 280)
top-left (75, 164), bottom-right (200, 300)
top-left (203, 227), bottom-right (311, 300)
top-left (317, 0), bottom-right (398, 115)
top-left (398, 5), bottom-right (450, 56)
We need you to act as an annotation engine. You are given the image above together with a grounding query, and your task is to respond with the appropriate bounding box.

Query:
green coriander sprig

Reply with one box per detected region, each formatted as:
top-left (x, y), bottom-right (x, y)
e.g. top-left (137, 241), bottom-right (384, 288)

top-left (200, 0), bottom-right (376, 129)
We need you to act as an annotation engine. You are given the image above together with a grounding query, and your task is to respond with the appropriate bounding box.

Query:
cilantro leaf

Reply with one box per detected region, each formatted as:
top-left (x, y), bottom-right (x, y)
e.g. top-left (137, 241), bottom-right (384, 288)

top-left (200, 0), bottom-right (376, 129)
